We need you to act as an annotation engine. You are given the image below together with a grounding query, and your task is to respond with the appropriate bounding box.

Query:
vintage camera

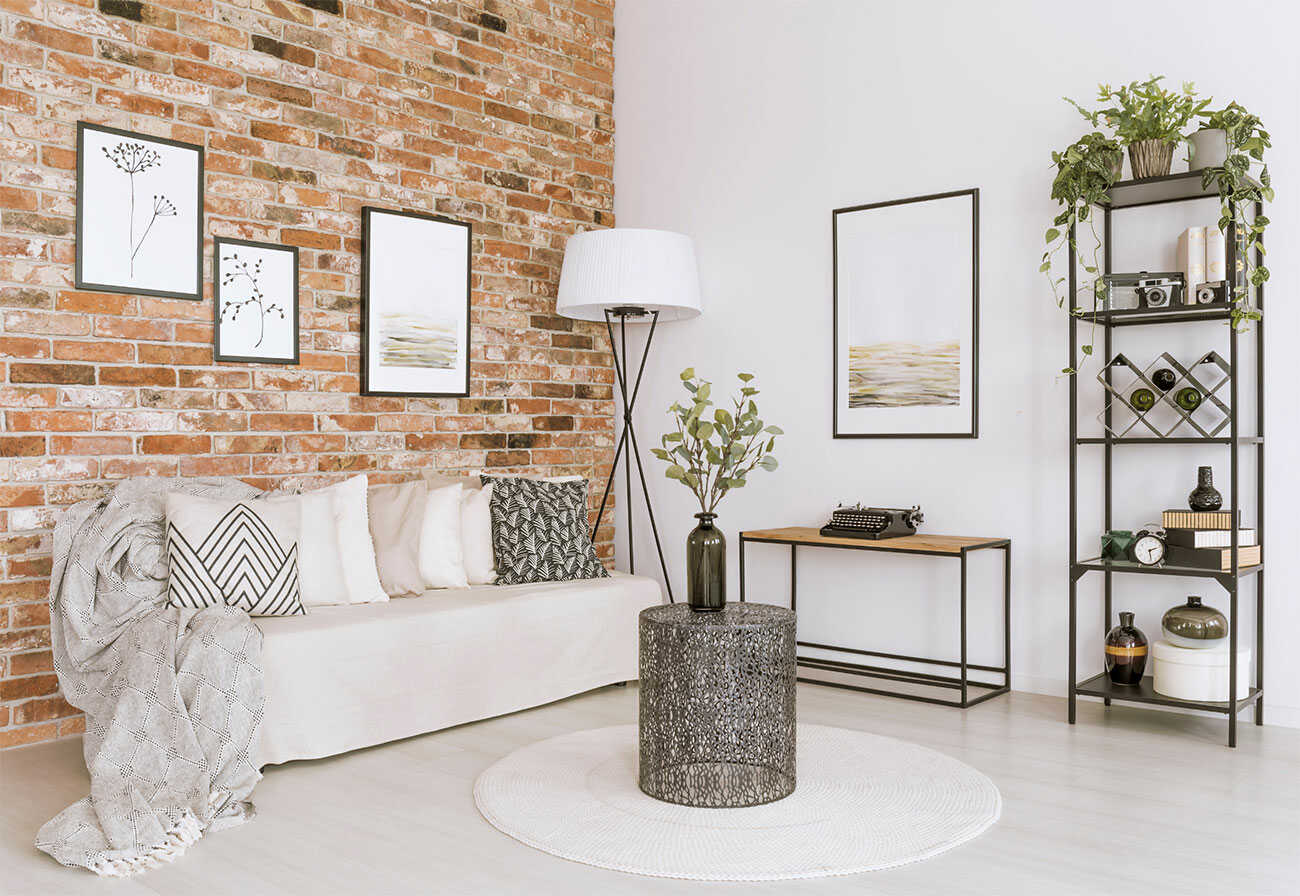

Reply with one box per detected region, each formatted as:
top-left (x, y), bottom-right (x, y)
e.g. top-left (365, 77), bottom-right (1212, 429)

top-left (1134, 274), bottom-right (1182, 308)
top-left (1194, 280), bottom-right (1228, 305)
top-left (1102, 271), bottom-right (1185, 311)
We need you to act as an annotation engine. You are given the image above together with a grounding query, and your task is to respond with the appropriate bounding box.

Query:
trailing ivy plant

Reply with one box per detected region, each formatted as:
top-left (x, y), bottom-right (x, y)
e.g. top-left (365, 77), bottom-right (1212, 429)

top-left (1042, 132), bottom-right (1122, 371)
top-left (651, 369), bottom-right (781, 515)
top-left (1068, 76), bottom-right (1209, 146)
top-left (1198, 101), bottom-right (1272, 329)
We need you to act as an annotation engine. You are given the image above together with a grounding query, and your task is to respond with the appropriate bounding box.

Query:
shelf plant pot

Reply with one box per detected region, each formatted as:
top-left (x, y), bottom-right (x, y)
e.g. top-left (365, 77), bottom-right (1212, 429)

top-left (1188, 128), bottom-right (1229, 170)
top-left (1128, 138), bottom-right (1175, 179)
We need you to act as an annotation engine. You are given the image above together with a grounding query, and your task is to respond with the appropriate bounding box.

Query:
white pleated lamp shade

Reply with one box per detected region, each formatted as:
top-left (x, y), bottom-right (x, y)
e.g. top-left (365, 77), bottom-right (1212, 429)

top-left (556, 228), bottom-right (701, 322)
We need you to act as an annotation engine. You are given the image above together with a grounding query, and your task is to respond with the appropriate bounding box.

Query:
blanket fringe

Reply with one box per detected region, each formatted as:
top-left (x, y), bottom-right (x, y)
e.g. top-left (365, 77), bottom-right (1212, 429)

top-left (87, 811), bottom-right (204, 878)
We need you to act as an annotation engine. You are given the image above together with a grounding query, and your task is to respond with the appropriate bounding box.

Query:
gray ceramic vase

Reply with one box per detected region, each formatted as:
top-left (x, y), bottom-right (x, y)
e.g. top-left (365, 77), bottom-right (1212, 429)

top-left (1161, 596), bottom-right (1228, 649)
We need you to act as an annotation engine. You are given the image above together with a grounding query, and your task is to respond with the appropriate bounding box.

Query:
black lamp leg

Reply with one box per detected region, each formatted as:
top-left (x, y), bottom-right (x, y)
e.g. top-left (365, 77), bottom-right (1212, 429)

top-left (594, 309), bottom-right (675, 603)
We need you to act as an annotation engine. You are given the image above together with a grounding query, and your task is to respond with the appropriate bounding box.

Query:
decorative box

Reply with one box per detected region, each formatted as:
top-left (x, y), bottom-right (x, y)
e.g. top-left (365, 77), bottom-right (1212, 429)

top-left (1152, 639), bottom-right (1250, 702)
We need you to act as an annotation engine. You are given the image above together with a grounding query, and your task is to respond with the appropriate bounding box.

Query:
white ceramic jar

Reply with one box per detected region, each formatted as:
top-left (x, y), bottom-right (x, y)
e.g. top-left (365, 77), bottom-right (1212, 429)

top-left (1152, 639), bottom-right (1250, 702)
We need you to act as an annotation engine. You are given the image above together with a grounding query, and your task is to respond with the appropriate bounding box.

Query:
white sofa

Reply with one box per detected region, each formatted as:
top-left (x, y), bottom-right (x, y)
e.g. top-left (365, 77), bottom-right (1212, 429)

top-left (254, 572), bottom-right (662, 766)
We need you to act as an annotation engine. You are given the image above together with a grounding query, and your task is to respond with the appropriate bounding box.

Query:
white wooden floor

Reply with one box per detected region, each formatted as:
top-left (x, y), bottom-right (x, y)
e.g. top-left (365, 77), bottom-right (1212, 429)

top-left (2, 683), bottom-right (1298, 895)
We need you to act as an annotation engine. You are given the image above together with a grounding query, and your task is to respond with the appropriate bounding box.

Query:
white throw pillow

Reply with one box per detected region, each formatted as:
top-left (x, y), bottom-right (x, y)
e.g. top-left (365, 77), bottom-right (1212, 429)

top-left (367, 480), bottom-right (428, 597)
top-left (461, 481), bottom-right (496, 585)
top-left (165, 491), bottom-right (305, 616)
top-left (297, 475), bottom-right (388, 608)
top-left (419, 483), bottom-right (469, 589)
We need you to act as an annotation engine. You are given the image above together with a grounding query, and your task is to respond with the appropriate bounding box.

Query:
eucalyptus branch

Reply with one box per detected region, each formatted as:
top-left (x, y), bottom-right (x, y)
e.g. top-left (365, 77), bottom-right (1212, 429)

top-left (654, 370), bottom-right (781, 516)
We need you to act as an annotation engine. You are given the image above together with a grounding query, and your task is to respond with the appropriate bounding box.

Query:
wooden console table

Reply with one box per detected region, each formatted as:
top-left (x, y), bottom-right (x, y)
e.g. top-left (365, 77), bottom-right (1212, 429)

top-left (738, 527), bottom-right (1011, 708)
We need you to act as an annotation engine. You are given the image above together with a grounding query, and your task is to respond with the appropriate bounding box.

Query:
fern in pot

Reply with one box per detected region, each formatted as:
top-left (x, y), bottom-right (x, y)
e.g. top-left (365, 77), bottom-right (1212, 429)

top-left (1069, 76), bottom-right (1209, 179)
top-left (652, 369), bottom-right (781, 611)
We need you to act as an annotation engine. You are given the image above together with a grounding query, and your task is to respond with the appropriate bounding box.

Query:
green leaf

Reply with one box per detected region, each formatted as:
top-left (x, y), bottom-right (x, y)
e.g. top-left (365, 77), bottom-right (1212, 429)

top-left (714, 407), bottom-right (733, 429)
top-left (680, 368), bottom-right (695, 380)
top-left (664, 431), bottom-right (682, 442)
top-left (737, 372), bottom-right (754, 382)
top-left (665, 464), bottom-right (685, 481)
top-left (696, 421), bottom-right (714, 441)
top-left (1045, 228), bottom-right (1060, 243)
top-left (651, 447), bottom-right (670, 460)
top-left (758, 456), bottom-right (778, 472)
top-left (764, 425), bottom-right (783, 435)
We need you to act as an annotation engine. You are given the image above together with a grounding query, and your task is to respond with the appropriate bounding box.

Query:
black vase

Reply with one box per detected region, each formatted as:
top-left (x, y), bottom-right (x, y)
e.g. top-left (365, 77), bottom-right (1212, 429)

top-left (1188, 465), bottom-right (1223, 512)
top-left (686, 512), bottom-right (726, 612)
top-left (1105, 611), bottom-right (1148, 686)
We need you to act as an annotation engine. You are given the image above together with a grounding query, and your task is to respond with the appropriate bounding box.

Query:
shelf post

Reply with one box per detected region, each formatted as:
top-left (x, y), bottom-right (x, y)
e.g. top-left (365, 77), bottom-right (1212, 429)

top-left (1102, 206), bottom-right (1113, 707)
top-left (1067, 222), bottom-right (1078, 725)
top-left (1255, 199), bottom-right (1265, 726)
top-left (1228, 215), bottom-right (1240, 749)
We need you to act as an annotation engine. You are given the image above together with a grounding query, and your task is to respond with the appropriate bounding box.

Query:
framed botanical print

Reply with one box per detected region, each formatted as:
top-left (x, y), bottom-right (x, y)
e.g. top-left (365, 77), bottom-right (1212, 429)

top-left (361, 206), bottom-right (471, 397)
top-left (832, 188), bottom-right (979, 438)
top-left (214, 238), bottom-right (299, 365)
top-left (75, 121), bottom-right (204, 300)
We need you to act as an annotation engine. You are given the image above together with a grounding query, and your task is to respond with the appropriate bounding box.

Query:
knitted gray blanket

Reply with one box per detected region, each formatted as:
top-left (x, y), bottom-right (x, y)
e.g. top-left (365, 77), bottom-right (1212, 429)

top-left (36, 477), bottom-right (266, 876)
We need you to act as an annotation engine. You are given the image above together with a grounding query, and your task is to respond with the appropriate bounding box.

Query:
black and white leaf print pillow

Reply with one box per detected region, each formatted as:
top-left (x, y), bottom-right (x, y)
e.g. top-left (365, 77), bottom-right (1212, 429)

top-left (483, 477), bottom-right (608, 585)
top-left (165, 492), bottom-right (306, 616)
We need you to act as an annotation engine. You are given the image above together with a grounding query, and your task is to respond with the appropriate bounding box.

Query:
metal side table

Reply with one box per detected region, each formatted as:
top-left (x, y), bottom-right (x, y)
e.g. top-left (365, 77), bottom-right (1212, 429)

top-left (638, 602), bottom-right (797, 808)
top-left (739, 527), bottom-right (1011, 708)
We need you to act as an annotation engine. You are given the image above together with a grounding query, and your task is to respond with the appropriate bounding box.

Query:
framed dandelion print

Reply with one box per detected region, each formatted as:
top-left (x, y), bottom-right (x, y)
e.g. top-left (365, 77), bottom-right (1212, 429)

top-left (832, 188), bottom-right (979, 439)
top-left (214, 238), bottom-right (299, 365)
top-left (361, 206), bottom-right (471, 397)
top-left (75, 121), bottom-right (204, 300)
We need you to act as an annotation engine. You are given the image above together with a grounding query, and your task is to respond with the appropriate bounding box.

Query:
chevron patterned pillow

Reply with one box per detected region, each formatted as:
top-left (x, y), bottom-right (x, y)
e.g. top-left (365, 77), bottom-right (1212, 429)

top-left (164, 491), bottom-right (306, 616)
top-left (484, 476), bottom-right (609, 585)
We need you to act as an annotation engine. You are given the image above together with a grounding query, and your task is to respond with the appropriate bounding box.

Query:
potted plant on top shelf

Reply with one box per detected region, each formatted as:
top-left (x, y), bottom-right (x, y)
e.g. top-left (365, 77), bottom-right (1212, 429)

top-left (1196, 101), bottom-right (1272, 329)
top-left (1045, 76), bottom-right (1273, 368)
top-left (1068, 76), bottom-right (1210, 179)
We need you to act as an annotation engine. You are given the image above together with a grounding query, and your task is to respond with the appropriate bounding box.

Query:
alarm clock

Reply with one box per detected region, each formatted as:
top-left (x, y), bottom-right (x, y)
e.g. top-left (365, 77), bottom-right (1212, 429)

top-left (1129, 525), bottom-right (1167, 567)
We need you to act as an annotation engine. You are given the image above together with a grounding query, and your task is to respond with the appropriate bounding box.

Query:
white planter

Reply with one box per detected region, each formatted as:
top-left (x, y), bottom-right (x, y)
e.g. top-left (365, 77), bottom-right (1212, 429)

top-left (1189, 128), bottom-right (1229, 170)
top-left (1153, 639), bottom-right (1250, 702)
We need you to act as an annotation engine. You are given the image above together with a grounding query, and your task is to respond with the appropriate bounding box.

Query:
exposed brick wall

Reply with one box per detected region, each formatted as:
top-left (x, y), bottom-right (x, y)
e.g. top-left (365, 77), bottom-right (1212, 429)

top-left (0, 0), bottom-right (616, 749)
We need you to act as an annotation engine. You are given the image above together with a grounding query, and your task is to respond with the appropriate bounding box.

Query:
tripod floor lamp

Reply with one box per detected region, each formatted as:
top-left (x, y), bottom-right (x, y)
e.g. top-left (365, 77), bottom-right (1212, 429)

top-left (557, 228), bottom-right (702, 603)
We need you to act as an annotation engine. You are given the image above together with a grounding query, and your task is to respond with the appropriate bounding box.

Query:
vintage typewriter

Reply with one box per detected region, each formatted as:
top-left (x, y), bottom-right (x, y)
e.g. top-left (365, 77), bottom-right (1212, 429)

top-left (819, 503), bottom-right (924, 540)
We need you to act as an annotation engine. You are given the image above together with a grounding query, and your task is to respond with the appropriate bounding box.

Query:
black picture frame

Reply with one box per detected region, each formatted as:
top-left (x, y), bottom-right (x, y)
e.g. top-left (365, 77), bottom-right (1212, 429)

top-left (213, 237), bottom-right (300, 365)
top-left (832, 187), bottom-right (980, 439)
top-left (74, 121), bottom-right (204, 301)
top-left (360, 205), bottom-right (472, 398)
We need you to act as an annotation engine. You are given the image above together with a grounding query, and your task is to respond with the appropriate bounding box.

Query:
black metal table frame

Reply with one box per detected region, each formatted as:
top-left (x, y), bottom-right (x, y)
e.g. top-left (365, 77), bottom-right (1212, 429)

top-left (738, 535), bottom-right (1011, 708)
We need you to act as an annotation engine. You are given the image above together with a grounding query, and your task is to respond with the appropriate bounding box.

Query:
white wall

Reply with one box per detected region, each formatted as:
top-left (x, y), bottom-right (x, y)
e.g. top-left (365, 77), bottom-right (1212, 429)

top-left (612, 0), bottom-right (1300, 726)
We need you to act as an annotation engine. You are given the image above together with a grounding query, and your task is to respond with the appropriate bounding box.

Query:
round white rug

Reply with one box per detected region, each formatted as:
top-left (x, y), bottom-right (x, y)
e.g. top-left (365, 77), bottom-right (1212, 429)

top-left (473, 724), bottom-right (1000, 881)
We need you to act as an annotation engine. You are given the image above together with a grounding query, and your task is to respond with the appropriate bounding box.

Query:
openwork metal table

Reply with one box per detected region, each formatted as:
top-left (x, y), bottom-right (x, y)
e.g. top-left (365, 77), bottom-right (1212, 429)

top-left (638, 602), bottom-right (797, 808)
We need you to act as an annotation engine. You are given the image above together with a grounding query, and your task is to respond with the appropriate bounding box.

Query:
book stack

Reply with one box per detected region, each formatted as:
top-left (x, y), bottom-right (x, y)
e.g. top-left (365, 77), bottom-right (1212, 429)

top-left (1161, 509), bottom-right (1260, 570)
top-left (1177, 225), bottom-right (1227, 303)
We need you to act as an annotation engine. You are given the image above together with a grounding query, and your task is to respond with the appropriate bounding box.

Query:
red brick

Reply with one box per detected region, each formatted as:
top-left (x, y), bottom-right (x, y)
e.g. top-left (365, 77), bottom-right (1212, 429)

top-left (0, 672), bottom-right (57, 701)
top-left (98, 366), bottom-right (177, 387)
top-left (139, 434), bottom-right (211, 455)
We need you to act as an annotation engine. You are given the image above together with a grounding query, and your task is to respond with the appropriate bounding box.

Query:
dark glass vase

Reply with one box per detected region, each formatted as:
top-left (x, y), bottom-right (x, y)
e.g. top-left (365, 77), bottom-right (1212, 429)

top-left (1188, 465), bottom-right (1223, 511)
top-left (686, 512), bottom-right (726, 612)
top-left (1104, 611), bottom-right (1148, 686)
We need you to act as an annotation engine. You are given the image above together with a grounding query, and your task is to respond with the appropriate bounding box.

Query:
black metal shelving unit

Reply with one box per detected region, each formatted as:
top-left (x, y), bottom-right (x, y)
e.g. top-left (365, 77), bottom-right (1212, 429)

top-left (1067, 171), bottom-right (1264, 748)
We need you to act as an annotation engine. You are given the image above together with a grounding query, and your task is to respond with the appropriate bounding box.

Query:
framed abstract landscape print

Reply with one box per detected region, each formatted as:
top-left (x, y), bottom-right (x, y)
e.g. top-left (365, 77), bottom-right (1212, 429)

top-left (832, 188), bottom-right (979, 438)
top-left (75, 122), bottom-right (204, 300)
top-left (213, 238), bottom-right (299, 365)
top-left (361, 207), bottom-right (472, 397)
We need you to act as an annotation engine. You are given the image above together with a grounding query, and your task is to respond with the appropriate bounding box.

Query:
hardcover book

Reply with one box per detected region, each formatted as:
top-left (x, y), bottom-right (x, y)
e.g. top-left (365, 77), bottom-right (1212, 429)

top-left (1165, 528), bottom-right (1257, 549)
top-left (1167, 543), bottom-right (1261, 571)
top-left (1161, 509), bottom-right (1241, 531)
